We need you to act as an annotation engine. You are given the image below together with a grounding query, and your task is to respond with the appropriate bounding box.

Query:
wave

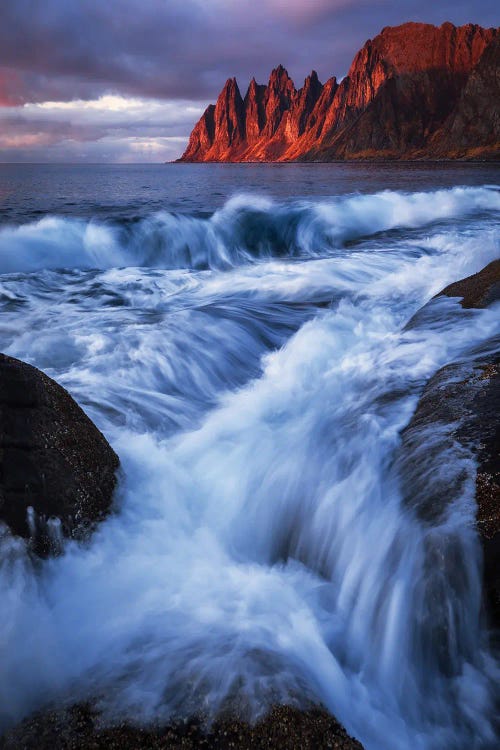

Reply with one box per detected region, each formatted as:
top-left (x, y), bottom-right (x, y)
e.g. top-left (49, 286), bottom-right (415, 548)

top-left (0, 189), bottom-right (499, 748)
top-left (0, 186), bottom-right (498, 274)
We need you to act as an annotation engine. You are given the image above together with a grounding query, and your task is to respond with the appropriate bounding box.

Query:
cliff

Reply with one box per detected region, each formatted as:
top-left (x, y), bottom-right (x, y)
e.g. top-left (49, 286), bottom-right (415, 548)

top-left (179, 22), bottom-right (499, 162)
top-left (428, 34), bottom-right (500, 159)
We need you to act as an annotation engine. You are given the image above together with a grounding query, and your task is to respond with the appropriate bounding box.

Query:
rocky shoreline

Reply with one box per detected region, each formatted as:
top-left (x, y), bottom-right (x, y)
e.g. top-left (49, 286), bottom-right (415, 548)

top-left (0, 261), bottom-right (498, 749)
top-left (403, 260), bottom-right (500, 630)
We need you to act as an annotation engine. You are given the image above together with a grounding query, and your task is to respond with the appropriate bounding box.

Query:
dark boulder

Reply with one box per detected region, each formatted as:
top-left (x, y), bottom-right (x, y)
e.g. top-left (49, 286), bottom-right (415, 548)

top-left (0, 354), bottom-right (119, 555)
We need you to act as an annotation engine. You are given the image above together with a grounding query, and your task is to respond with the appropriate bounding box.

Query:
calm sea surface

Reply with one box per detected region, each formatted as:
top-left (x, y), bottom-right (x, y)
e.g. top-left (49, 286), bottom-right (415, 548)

top-left (0, 162), bottom-right (498, 223)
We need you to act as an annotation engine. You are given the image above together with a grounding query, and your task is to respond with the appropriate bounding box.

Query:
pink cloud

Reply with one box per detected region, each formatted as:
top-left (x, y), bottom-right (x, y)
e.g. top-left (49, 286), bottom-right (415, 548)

top-left (0, 68), bottom-right (25, 106)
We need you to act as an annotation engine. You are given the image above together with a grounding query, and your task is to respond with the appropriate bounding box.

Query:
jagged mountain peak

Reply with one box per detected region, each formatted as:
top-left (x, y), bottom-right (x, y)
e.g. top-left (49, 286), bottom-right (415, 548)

top-left (179, 21), bottom-right (499, 163)
top-left (269, 64), bottom-right (291, 79)
top-left (219, 77), bottom-right (242, 97)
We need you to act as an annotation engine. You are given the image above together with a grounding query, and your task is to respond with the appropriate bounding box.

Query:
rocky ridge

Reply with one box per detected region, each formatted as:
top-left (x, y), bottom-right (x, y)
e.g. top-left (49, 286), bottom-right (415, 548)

top-left (180, 22), bottom-right (499, 162)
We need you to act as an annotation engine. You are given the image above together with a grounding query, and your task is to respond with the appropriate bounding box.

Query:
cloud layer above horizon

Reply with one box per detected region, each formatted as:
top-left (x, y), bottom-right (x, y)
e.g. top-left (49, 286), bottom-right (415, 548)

top-left (0, 0), bottom-right (497, 162)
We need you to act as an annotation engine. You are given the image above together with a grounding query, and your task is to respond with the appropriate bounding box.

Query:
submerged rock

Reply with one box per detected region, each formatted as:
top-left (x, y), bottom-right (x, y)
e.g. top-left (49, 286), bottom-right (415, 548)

top-left (0, 704), bottom-right (364, 750)
top-left (0, 353), bottom-right (119, 555)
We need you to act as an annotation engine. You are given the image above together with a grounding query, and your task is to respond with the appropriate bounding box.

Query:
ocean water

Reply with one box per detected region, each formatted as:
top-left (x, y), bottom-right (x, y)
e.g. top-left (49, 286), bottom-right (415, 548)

top-left (0, 163), bottom-right (499, 749)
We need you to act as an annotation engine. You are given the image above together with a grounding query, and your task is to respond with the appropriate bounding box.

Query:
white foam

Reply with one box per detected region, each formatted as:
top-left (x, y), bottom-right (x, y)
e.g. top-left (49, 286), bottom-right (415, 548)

top-left (0, 186), bottom-right (497, 273)
top-left (0, 187), bottom-right (499, 749)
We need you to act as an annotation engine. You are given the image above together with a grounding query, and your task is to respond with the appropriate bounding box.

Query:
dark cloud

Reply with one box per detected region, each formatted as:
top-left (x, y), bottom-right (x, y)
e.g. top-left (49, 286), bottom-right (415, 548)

top-left (0, 0), bottom-right (497, 104)
top-left (0, 0), bottom-right (496, 161)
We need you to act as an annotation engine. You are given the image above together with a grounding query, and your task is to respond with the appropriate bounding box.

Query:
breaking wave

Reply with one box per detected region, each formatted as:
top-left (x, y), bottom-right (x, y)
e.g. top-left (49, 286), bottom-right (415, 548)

top-left (0, 186), bottom-right (498, 273)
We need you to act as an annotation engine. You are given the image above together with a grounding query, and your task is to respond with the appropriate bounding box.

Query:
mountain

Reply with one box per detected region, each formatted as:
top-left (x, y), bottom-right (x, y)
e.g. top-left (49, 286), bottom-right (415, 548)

top-left (428, 34), bottom-right (500, 159)
top-left (179, 22), bottom-right (499, 162)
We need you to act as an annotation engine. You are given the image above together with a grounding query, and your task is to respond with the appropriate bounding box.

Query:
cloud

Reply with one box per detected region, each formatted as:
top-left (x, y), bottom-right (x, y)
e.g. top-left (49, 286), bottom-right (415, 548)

top-left (0, 95), bottom-right (200, 162)
top-left (1, 0), bottom-right (498, 104)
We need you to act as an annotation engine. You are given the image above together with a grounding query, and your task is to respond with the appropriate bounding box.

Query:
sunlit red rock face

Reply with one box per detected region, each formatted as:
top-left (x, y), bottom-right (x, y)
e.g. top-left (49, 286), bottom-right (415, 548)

top-left (180, 22), bottom-right (499, 162)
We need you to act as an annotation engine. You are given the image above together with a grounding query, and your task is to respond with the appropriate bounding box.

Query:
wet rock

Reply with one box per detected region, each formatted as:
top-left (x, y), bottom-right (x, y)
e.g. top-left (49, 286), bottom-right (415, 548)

top-left (437, 258), bottom-right (500, 308)
top-left (0, 353), bottom-right (119, 555)
top-left (0, 704), bottom-right (364, 750)
top-left (401, 261), bottom-right (500, 628)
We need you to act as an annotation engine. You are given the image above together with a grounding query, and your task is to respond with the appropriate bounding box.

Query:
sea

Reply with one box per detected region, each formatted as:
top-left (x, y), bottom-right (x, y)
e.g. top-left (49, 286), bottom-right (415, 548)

top-left (0, 162), bottom-right (499, 750)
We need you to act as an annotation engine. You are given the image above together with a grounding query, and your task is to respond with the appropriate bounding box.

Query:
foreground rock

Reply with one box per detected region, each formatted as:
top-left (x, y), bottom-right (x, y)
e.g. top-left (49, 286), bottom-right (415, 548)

top-left (0, 705), bottom-right (364, 750)
top-left (438, 258), bottom-right (500, 308)
top-left (402, 260), bottom-right (500, 628)
top-left (0, 354), bottom-right (119, 555)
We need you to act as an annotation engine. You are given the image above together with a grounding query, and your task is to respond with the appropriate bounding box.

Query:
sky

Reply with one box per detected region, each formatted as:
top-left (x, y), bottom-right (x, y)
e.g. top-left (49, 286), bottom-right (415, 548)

top-left (0, 1), bottom-right (497, 163)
